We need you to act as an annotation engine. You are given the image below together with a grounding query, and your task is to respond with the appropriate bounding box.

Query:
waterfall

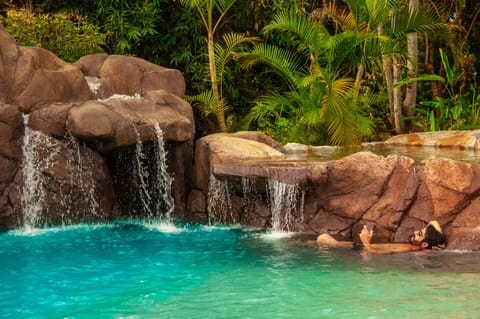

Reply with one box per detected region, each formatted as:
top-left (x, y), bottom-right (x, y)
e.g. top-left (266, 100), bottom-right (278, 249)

top-left (132, 125), bottom-right (154, 216)
top-left (206, 175), bottom-right (304, 232)
top-left (63, 131), bottom-right (100, 217)
top-left (21, 115), bottom-right (58, 229)
top-left (153, 123), bottom-right (175, 218)
top-left (207, 175), bottom-right (233, 225)
top-left (115, 124), bottom-right (174, 221)
top-left (267, 179), bottom-right (304, 233)
top-left (21, 115), bottom-right (100, 229)
top-left (85, 76), bottom-right (101, 95)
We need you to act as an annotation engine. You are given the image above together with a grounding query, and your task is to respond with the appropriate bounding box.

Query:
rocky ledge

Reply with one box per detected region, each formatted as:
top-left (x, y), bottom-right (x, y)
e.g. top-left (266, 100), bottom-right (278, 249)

top-left (187, 132), bottom-right (480, 251)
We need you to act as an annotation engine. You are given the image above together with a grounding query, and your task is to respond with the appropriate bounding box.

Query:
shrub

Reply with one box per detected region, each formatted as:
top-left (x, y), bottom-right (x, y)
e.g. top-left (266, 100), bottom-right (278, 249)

top-left (2, 8), bottom-right (105, 62)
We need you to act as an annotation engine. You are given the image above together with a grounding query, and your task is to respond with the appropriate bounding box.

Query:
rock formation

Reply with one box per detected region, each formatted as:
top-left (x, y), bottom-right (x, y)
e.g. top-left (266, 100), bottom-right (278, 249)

top-left (0, 23), bottom-right (194, 229)
top-left (188, 133), bottom-right (480, 251)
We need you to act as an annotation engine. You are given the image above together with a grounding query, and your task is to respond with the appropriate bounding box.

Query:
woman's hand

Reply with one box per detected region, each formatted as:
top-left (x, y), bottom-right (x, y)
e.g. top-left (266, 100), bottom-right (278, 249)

top-left (359, 226), bottom-right (373, 246)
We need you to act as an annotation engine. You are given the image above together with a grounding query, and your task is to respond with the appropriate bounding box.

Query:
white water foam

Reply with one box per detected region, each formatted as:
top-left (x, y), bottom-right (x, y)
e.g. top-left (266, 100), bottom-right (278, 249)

top-left (143, 221), bottom-right (184, 234)
top-left (85, 76), bottom-right (101, 95)
top-left (259, 230), bottom-right (295, 240)
top-left (99, 93), bottom-right (142, 101)
top-left (10, 223), bottom-right (113, 237)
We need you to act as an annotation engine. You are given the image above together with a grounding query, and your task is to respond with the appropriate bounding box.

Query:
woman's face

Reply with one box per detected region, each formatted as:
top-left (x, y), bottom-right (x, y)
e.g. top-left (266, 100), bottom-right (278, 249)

top-left (409, 227), bottom-right (427, 245)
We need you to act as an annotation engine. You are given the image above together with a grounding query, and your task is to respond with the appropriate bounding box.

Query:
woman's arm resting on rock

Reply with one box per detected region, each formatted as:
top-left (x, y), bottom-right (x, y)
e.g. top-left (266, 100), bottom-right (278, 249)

top-left (359, 226), bottom-right (423, 254)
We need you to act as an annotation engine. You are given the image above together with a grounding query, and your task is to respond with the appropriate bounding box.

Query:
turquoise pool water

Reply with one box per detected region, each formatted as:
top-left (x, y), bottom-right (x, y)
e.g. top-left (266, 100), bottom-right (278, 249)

top-left (1, 221), bottom-right (480, 319)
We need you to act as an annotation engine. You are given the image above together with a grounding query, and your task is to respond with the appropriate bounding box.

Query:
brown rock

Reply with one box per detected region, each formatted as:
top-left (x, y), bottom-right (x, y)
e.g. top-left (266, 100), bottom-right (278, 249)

top-left (363, 155), bottom-right (417, 230)
top-left (326, 152), bottom-right (395, 220)
top-left (0, 103), bottom-right (23, 159)
top-left (67, 100), bottom-right (119, 141)
top-left (98, 55), bottom-right (186, 99)
top-left (67, 91), bottom-right (194, 151)
top-left (423, 157), bottom-right (480, 218)
top-left (74, 54), bottom-right (109, 77)
top-left (0, 23), bottom-right (20, 103)
top-left (192, 134), bottom-right (285, 193)
top-left (13, 47), bottom-right (93, 111)
top-left (28, 103), bottom-right (74, 138)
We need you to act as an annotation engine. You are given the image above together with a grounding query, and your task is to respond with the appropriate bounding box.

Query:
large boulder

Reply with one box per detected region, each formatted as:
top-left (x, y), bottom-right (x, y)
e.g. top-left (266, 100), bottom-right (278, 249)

top-left (66, 90), bottom-right (194, 152)
top-left (385, 130), bottom-right (480, 149)
top-left (75, 54), bottom-right (186, 99)
top-left (0, 103), bottom-right (23, 231)
top-left (0, 23), bottom-right (93, 110)
top-left (187, 132), bottom-right (285, 222)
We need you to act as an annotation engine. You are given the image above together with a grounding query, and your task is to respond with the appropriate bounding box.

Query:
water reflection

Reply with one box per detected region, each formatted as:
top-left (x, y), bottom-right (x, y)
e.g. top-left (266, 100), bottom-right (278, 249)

top-left (286, 143), bottom-right (480, 163)
top-left (367, 144), bottom-right (480, 163)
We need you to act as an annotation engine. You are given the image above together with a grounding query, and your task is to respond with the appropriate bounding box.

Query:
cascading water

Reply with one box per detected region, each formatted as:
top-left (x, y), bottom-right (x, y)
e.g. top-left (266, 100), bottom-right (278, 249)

top-left (63, 130), bottom-right (100, 217)
top-left (207, 175), bottom-right (233, 224)
top-left (132, 125), bottom-right (154, 216)
top-left (207, 174), bottom-right (304, 233)
top-left (153, 123), bottom-right (175, 218)
top-left (112, 123), bottom-right (174, 222)
top-left (267, 179), bottom-right (304, 233)
top-left (21, 115), bottom-right (101, 230)
top-left (21, 115), bottom-right (58, 230)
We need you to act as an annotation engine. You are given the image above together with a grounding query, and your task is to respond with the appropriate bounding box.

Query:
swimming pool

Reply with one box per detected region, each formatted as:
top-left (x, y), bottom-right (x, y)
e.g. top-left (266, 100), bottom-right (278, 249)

top-left (1, 221), bottom-right (479, 318)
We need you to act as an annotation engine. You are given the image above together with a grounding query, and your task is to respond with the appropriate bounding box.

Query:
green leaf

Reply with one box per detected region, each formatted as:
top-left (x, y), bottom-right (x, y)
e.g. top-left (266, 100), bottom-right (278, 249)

top-left (393, 74), bottom-right (445, 88)
top-left (439, 48), bottom-right (454, 87)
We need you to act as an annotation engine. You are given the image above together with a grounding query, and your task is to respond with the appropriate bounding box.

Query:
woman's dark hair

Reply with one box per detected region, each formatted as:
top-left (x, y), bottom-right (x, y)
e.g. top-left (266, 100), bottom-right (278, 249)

top-left (424, 224), bottom-right (446, 249)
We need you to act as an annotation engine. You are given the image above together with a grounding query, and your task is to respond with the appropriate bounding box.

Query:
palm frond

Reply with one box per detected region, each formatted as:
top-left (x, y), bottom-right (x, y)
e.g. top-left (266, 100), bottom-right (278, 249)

top-left (244, 93), bottom-right (295, 128)
top-left (263, 10), bottom-right (326, 56)
top-left (321, 2), bottom-right (358, 31)
top-left (186, 90), bottom-right (231, 117)
top-left (214, 32), bottom-right (260, 78)
top-left (240, 44), bottom-right (305, 90)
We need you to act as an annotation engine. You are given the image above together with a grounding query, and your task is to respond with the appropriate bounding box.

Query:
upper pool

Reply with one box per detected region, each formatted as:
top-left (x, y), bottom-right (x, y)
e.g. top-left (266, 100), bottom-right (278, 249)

top-left (285, 143), bottom-right (480, 163)
top-left (1, 221), bottom-right (479, 318)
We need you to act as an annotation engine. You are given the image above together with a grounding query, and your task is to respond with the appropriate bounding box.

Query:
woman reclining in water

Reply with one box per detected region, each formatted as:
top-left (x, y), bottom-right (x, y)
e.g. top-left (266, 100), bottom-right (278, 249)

top-left (316, 220), bottom-right (446, 254)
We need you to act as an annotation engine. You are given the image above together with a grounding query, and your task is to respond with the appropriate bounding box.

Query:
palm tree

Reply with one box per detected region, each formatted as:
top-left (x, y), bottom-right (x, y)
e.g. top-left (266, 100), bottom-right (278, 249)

top-left (187, 32), bottom-right (259, 123)
top-left (179, 0), bottom-right (237, 133)
top-left (322, 0), bottom-right (464, 133)
top-left (242, 11), bottom-right (373, 146)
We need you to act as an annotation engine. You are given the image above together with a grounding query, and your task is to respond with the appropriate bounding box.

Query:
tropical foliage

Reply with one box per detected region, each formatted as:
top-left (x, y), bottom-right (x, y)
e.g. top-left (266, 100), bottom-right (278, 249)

top-left (242, 11), bottom-right (374, 145)
top-left (179, 0), bottom-right (238, 133)
top-left (1, 8), bottom-right (105, 62)
top-left (2, 0), bottom-right (480, 145)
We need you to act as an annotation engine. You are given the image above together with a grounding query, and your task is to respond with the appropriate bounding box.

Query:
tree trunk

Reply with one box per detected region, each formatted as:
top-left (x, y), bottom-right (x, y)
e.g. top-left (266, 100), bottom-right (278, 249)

top-left (382, 54), bottom-right (395, 127)
top-left (378, 24), bottom-right (394, 127)
top-left (403, 0), bottom-right (419, 131)
top-left (207, 33), bottom-right (228, 133)
top-left (353, 62), bottom-right (364, 98)
top-left (393, 55), bottom-right (404, 133)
